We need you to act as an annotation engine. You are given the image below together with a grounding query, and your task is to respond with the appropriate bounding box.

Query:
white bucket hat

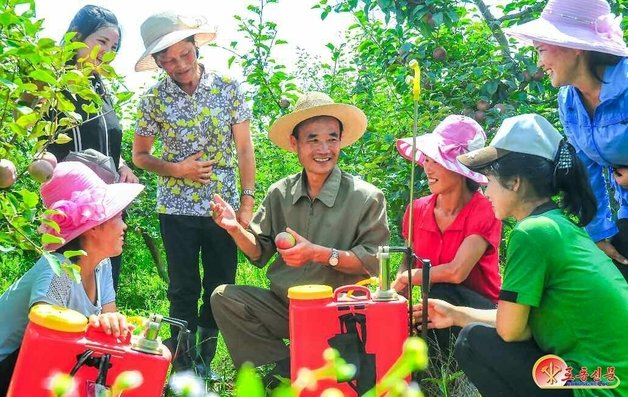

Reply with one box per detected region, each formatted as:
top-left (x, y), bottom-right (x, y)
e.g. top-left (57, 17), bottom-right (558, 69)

top-left (135, 11), bottom-right (216, 72)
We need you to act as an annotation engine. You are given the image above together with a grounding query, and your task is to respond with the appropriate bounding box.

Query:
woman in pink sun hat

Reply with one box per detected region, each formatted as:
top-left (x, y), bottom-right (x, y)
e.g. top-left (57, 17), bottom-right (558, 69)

top-left (506, 0), bottom-right (628, 280)
top-left (0, 162), bottom-right (143, 394)
top-left (392, 115), bottom-right (502, 359)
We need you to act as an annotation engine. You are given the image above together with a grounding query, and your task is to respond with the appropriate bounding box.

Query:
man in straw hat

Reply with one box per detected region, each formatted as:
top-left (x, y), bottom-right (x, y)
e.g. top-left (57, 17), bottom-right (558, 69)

top-left (505, 0), bottom-right (628, 280)
top-left (210, 92), bottom-right (389, 386)
top-left (132, 11), bottom-right (255, 377)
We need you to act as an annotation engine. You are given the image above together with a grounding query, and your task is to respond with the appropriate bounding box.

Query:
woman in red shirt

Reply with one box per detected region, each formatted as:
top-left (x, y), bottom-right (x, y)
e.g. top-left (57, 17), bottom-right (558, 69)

top-left (393, 115), bottom-right (502, 357)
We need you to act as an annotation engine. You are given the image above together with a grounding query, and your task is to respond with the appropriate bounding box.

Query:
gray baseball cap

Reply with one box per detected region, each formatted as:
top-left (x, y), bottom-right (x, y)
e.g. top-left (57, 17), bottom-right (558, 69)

top-left (457, 114), bottom-right (563, 170)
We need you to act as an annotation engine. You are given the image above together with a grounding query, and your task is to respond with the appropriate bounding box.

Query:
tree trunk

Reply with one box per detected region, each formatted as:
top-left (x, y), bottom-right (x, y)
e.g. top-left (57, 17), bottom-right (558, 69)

top-left (137, 227), bottom-right (169, 282)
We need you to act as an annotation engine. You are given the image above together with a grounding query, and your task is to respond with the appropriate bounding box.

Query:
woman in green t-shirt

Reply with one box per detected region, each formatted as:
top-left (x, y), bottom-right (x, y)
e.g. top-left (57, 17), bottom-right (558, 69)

top-left (414, 114), bottom-right (628, 397)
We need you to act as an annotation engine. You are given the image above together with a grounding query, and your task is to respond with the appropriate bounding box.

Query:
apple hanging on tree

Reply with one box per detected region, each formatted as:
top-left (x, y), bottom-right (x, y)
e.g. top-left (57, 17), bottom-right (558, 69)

top-left (0, 159), bottom-right (17, 188)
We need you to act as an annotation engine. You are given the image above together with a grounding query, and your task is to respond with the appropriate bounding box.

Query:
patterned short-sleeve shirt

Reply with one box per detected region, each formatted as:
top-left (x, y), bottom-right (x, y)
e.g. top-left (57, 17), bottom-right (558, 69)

top-left (136, 67), bottom-right (251, 216)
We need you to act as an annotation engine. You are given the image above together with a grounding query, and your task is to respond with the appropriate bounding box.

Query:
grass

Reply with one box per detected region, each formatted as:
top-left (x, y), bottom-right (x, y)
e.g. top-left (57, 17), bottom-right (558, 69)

top-left (419, 337), bottom-right (479, 397)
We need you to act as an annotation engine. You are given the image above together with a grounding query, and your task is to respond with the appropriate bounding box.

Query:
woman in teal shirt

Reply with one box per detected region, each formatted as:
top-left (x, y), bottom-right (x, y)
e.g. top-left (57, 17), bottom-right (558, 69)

top-left (506, 0), bottom-right (628, 279)
top-left (415, 114), bottom-right (628, 397)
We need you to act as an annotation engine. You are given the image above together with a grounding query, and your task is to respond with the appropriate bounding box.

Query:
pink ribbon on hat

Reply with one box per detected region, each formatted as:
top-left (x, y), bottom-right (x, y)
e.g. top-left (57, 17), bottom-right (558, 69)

top-left (437, 127), bottom-right (486, 161)
top-left (39, 189), bottom-right (107, 237)
top-left (595, 14), bottom-right (623, 42)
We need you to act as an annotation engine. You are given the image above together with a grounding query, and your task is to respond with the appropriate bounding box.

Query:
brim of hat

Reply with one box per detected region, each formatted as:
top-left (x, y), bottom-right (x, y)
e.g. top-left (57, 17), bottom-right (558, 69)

top-left (135, 28), bottom-right (216, 72)
top-left (505, 19), bottom-right (628, 57)
top-left (457, 147), bottom-right (512, 172)
top-left (268, 103), bottom-right (367, 152)
top-left (397, 136), bottom-right (488, 184)
top-left (45, 183), bottom-right (144, 251)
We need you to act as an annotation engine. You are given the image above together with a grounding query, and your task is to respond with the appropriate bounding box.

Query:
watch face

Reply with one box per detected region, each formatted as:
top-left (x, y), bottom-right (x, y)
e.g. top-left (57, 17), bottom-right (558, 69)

top-left (329, 248), bottom-right (339, 266)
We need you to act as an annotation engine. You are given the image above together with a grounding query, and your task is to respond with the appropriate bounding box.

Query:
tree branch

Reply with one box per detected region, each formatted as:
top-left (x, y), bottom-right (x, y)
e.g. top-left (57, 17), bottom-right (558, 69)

top-left (137, 227), bottom-right (168, 282)
top-left (498, 3), bottom-right (544, 22)
top-left (471, 0), bottom-right (514, 62)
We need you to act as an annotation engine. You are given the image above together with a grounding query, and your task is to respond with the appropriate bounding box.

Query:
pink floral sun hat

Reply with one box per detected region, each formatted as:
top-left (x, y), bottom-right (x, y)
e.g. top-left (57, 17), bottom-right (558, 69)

top-left (39, 162), bottom-right (144, 251)
top-left (396, 115), bottom-right (488, 184)
top-left (505, 0), bottom-right (627, 57)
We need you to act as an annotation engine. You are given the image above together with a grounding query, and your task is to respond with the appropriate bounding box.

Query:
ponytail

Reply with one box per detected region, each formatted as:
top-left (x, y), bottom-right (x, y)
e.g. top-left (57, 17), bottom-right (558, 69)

top-left (552, 140), bottom-right (597, 226)
top-left (485, 141), bottom-right (596, 226)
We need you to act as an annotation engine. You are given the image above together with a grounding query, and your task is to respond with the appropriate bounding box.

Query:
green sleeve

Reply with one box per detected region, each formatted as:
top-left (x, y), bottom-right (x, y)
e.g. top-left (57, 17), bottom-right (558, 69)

top-left (500, 224), bottom-right (549, 307)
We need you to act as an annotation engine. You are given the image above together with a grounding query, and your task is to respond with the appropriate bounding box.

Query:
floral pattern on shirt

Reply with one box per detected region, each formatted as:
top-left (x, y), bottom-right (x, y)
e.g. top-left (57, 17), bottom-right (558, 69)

top-left (136, 68), bottom-right (251, 216)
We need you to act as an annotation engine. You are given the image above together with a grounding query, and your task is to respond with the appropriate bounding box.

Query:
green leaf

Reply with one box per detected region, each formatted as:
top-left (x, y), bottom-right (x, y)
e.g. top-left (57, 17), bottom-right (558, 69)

top-left (41, 219), bottom-right (61, 234)
top-left (0, 77), bottom-right (18, 90)
top-left (55, 133), bottom-right (72, 144)
top-left (89, 45), bottom-right (100, 62)
top-left (234, 363), bottom-right (264, 397)
top-left (115, 91), bottom-right (133, 103)
top-left (43, 251), bottom-right (62, 276)
top-left (37, 37), bottom-right (56, 49)
top-left (101, 51), bottom-right (116, 63)
top-left (16, 112), bottom-right (38, 128)
top-left (29, 69), bottom-right (57, 86)
top-left (55, 93), bottom-right (76, 112)
top-left (41, 233), bottom-right (64, 246)
top-left (18, 189), bottom-right (38, 208)
top-left (61, 263), bottom-right (81, 283)
top-left (63, 250), bottom-right (87, 260)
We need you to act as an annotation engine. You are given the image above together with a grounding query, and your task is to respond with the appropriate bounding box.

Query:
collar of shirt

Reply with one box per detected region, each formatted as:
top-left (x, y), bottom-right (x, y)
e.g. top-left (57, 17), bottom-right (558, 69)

top-left (420, 192), bottom-right (482, 233)
top-left (290, 166), bottom-right (342, 207)
top-left (600, 57), bottom-right (627, 103)
top-left (528, 200), bottom-right (559, 217)
top-left (163, 63), bottom-right (213, 95)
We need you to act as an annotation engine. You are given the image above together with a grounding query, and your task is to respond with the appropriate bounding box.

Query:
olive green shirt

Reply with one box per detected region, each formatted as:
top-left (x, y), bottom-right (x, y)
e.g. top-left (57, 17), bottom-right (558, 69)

top-left (247, 166), bottom-right (390, 301)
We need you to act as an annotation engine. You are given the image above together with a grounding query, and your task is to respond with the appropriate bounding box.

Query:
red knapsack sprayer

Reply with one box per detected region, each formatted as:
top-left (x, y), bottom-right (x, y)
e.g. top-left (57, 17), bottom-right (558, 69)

top-left (8, 305), bottom-right (181, 397)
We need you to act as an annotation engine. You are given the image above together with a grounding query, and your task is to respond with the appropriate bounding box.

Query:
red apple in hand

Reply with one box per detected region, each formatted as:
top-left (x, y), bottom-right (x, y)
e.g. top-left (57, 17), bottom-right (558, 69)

top-left (275, 231), bottom-right (296, 249)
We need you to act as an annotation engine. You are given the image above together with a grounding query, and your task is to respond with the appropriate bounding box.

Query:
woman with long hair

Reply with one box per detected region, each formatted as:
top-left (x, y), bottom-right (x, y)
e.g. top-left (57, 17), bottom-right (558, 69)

top-left (47, 5), bottom-right (139, 289)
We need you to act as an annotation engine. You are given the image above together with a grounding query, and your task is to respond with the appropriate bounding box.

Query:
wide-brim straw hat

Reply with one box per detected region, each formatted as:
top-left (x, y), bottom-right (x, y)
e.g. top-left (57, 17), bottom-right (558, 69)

top-left (505, 0), bottom-right (627, 57)
top-left (135, 11), bottom-right (216, 72)
top-left (40, 162), bottom-right (144, 250)
top-left (396, 115), bottom-right (488, 184)
top-left (268, 92), bottom-right (367, 152)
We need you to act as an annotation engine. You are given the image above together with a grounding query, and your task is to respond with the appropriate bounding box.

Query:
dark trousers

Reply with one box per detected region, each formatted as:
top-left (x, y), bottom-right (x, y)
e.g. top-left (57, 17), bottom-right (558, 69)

top-left (110, 211), bottom-right (127, 291)
top-left (611, 218), bottom-right (628, 282)
top-left (426, 283), bottom-right (496, 360)
top-left (0, 349), bottom-right (19, 397)
top-left (455, 323), bottom-right (573, 397)
top-left (160, 214), bottom-right (237, 336)
top-left (110, 254), bottom-right (121, 291)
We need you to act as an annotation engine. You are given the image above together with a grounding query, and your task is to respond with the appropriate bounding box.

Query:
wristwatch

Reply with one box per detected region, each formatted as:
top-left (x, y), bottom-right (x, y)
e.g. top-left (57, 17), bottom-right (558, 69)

top-left (241, 188), bottom-right (255, 198)
top-left (328, 248), bottom-right (339, 267)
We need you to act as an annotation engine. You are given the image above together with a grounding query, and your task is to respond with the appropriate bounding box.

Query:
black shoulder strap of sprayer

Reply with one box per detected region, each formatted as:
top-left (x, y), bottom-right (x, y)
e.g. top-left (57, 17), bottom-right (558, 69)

top-left (338, 313), bottom-right (368, 350)
top-left (334, 313), bottom-right (375, 394)
top-left (70, 349), bottom-right (112, 384)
